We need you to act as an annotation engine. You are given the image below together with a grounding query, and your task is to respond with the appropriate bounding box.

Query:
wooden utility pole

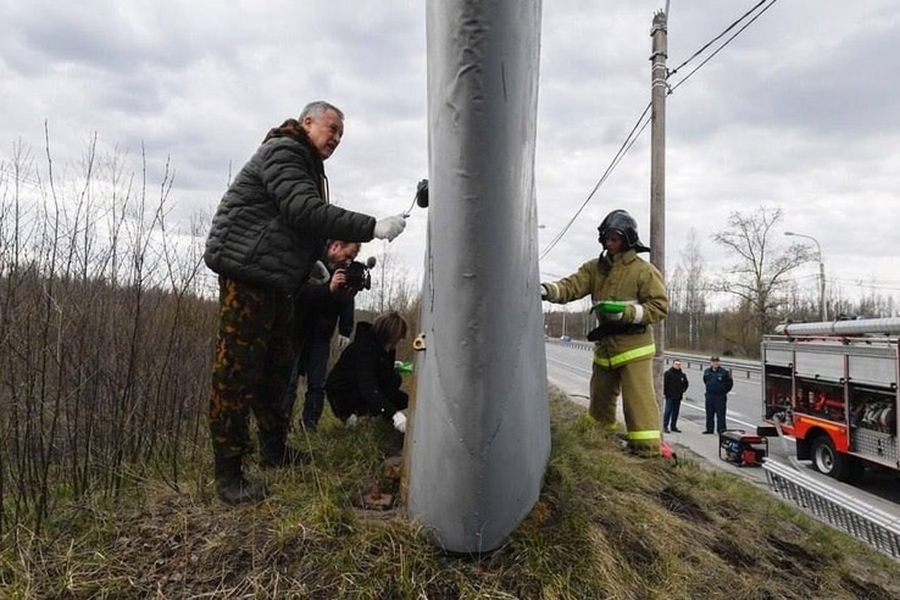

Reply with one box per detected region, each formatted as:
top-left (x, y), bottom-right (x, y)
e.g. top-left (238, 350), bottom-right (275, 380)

top-left (649, 10), bottom-right (667, 408)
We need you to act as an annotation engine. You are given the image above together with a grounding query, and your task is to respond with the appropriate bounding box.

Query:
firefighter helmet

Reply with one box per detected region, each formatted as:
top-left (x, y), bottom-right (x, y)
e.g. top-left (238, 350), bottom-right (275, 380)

top-left (597, 209), bottom-right (650, 253)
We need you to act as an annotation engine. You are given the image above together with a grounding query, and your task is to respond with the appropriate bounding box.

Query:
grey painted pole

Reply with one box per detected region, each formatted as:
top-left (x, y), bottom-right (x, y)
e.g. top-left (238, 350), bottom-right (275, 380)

top-left (405, 0), bottom-right (550, 553)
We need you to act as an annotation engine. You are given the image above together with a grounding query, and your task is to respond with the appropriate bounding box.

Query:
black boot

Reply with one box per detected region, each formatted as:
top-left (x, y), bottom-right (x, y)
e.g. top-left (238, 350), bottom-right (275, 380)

top-left (259, 430), bottom-right (309, 468)
top-left (214, 455), bottom-right (268, 504)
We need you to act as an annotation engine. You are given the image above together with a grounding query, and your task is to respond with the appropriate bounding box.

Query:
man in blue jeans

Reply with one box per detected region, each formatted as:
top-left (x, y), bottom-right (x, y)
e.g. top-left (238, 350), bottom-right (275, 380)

top-left (702, 356), bottom-right (733, 434)
top-left (284, 240), bottom-right (361, 431)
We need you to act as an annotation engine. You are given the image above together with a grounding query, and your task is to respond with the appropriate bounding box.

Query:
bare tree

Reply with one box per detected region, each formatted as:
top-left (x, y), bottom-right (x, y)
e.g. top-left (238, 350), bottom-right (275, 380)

top-left (666, 229), bottom-right (708, 350)
top-left (711, 206), bottom-right (812, 349)
top-left (362, 244), bottom-right (420, 314)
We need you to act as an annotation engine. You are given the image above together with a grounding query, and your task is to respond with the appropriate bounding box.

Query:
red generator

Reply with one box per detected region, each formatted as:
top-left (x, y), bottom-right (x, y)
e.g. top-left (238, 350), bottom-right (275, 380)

top-left (719, 430), bottom-right (768, 467)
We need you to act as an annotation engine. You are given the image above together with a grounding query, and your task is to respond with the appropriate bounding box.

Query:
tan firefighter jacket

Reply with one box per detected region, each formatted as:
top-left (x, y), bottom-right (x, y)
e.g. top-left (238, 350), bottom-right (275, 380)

top-left (543, 249), bottom-right (668, 368)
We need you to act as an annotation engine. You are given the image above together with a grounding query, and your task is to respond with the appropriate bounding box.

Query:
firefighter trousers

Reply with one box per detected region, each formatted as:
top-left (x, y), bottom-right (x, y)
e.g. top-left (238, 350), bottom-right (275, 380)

top-left (589, 357), bottom-right (661, 456)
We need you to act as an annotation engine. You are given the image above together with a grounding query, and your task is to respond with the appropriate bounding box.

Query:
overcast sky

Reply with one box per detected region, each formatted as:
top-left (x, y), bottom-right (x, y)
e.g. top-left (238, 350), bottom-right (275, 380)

top-left (2, 1), bottom-right (899, 310)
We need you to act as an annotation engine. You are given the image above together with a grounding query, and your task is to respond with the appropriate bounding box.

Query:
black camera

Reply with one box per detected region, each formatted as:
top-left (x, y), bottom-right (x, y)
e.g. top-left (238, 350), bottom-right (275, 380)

top-left (343, 256), bottom-right (376, 291)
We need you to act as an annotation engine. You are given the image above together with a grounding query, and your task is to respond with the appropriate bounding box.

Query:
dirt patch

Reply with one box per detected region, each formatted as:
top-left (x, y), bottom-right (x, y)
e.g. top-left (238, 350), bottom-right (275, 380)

top-left (658, 485), bottom-right (712, 524)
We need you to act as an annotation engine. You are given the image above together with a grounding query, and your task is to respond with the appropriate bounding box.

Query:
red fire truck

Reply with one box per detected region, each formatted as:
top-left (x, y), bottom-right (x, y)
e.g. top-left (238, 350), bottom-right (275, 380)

top-left (762, 317), bottom-right (899, 482)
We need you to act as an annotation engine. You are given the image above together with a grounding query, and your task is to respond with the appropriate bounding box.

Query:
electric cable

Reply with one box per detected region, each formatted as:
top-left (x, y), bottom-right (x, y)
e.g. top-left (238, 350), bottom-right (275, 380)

top-left (538, 0), bottom-right (781, 263)
top-left (0, 164), bottom-right (44, 189)
top-left (828, 278), bottom-right (900, 293)
top-left (669, 0), bottom-right (780, 94)
top-left (538, 102), bottom-right (651, 261)
top-left (667, 0), bottom-right (770, 79)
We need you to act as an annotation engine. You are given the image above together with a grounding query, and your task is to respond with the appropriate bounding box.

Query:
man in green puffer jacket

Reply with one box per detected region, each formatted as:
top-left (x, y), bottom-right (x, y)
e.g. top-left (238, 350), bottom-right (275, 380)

top-left (204, 100), bottom-right (407, 504)
top-left (541, 209), bottom-right (668, 457)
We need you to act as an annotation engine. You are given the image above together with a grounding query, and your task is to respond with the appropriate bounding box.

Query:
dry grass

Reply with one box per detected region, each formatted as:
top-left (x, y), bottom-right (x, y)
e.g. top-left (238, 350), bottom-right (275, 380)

top-left (2, 386), bottom-right (899, 599)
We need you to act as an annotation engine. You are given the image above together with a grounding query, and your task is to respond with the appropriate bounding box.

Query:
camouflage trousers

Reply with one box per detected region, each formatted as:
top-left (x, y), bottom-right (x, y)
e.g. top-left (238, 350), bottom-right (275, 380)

top-left (589, 357), bottom-right (661, 457)
top-left (209, 276), bottom-right (296, 459)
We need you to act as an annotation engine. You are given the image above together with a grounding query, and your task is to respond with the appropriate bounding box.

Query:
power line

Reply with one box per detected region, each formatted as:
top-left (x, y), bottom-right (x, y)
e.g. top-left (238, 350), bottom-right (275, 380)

top-left (539, 1), bottom-right (780, 264)
top-left (668, 0), bottom-right (780, 94)
top-left (667, 0), bottom-right (771, 79)
top-left (0, 164), bottom-right (44, 189)
top-left (829, 278), bottom-right (900, 293)
top-left (538, 102), bottom-right (651, 260)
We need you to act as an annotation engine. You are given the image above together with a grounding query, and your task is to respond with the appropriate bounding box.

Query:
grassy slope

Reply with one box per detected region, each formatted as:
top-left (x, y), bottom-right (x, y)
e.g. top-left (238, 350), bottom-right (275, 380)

top-left (2, 387), bottom-right (899, 599)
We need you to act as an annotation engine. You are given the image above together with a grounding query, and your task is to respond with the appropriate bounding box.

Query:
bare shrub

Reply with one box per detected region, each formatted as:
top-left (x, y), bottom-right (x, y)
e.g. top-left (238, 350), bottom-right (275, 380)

top-left (0, 127), bottom-right (215, 535)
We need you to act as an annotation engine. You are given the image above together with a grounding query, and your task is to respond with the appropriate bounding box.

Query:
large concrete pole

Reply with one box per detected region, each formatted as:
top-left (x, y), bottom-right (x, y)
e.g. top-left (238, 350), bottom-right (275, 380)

top-left (649, 10), bottom-right (668, 409)
top-left (405, 0), bottom-right (549, 553)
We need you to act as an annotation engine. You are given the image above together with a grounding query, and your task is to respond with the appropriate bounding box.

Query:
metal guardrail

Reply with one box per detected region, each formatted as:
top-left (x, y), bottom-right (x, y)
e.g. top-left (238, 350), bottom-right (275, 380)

top-left (547, 340), bottom-right (762, 379)
top-left (763, 459), bottom-right (900, 559)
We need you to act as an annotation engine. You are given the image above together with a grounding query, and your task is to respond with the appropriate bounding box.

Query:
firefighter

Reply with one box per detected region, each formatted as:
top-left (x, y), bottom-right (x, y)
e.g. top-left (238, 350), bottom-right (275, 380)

top-left (541, 209), bottom-right (668, 457)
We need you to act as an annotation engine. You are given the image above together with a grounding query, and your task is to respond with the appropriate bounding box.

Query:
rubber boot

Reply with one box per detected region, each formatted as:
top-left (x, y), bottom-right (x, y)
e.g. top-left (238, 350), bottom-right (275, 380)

top-left (626, 439), bottom-right (662, 459)
top-left (214, 455), bottom-right (268, 504)
top-left (259, 430), bottom-right (309, 468)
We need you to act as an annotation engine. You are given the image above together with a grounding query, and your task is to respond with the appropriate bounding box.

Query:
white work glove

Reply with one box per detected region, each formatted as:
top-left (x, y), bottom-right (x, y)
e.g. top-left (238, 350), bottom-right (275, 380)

top-left (540, 284), bottom-right (548, 300)
top-left (602, 311), bottom-right (623, 322)
top-left (338, 335), bottom-right (350, 349)
top-left (373, 215), bottom-right (407, 242)
top-left (392, 411), bottom-right (408, 433)
top-left (346, 414), bottom-right (358, 427)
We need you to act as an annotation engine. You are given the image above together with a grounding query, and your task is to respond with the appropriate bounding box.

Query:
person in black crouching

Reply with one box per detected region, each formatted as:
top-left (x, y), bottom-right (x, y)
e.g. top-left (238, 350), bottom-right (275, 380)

top-left (326, 311), bottom-right (410, 433)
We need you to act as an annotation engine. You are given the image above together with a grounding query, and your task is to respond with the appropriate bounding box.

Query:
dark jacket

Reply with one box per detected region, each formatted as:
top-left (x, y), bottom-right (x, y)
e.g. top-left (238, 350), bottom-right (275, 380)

top-left (326, 322), bottom-right (408, 420)
top-left (292, 280), bottom-right (353, 375)
top-left (204, 127), bottom-right (375, 294)
top-left (663, 367), bottom-right (689, 400)
top-left (703, 366), bottom-right (733, 397)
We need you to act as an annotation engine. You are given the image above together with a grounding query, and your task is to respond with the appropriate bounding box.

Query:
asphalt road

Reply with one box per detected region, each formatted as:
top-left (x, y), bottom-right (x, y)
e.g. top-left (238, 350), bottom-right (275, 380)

top-left (545, 341), bottom-right (900, 509)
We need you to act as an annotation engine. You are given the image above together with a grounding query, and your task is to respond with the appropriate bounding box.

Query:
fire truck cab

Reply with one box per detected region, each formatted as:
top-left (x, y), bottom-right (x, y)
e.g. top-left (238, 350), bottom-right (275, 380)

top-left (762, 318), bottom-right (899, 482)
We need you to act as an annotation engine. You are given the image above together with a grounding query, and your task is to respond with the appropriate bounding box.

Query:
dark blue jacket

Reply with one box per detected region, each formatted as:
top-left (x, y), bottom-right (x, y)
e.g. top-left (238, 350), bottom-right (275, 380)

top-left (703, 366), bottom-right (733, 397)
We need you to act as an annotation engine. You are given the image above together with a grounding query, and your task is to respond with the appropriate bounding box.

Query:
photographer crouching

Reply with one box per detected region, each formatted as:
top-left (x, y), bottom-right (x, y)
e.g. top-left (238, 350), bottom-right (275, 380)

top-left (285, 240), bottom-right (375, 431)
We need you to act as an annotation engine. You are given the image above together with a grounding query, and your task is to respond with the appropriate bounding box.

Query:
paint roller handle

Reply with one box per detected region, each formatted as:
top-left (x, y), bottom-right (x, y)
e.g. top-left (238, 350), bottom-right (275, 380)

top-left (402, 178), bottom-right (429, 217)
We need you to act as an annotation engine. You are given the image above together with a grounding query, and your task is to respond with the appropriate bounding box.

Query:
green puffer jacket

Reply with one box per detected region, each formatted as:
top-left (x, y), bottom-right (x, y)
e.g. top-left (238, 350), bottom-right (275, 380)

top-left (543, 249), bottom-right (668, 367)
top-left (204, 135), bottom-right (375, 295)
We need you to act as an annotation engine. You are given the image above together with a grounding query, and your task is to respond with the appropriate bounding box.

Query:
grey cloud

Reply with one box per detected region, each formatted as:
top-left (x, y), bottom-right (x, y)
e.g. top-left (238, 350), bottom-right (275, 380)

top-left (665, 2), bottom-right (900, 143)
top-left (1, 1), bottom-right (898, 301)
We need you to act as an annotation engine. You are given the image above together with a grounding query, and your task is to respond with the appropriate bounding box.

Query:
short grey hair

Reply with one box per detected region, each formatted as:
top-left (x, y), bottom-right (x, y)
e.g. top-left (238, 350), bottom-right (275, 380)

top-left (299, 101), bottom-right (344, 121)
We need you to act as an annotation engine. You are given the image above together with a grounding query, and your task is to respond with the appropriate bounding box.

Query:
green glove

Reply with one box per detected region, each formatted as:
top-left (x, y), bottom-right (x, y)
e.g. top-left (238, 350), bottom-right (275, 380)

top-left (591, 301), bottom-right (628, 315)
top-left (394, 361), bottom-right (414, 374)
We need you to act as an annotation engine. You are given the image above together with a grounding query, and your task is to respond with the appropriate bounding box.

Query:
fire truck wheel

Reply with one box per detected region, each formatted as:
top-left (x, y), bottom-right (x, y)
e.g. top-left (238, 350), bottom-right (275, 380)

top-left (810, 435), bottom-right (854, 482)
